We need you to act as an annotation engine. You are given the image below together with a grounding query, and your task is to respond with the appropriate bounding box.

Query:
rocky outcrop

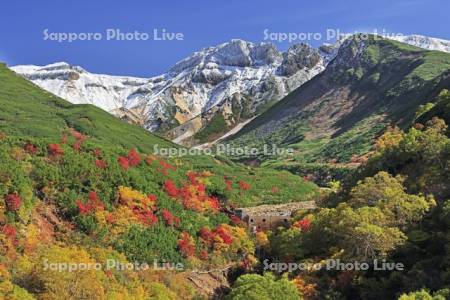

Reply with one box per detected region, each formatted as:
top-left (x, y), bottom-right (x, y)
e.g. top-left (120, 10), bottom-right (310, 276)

top-left (278, 44), bottom-right (322, 76)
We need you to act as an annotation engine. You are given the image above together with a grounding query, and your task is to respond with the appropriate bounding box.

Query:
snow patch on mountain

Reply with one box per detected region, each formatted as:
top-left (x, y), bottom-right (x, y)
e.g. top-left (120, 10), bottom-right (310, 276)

top-left (387, 34), bottom-right (450, 53)
top-left (11, 62), bottom-right (147, 112)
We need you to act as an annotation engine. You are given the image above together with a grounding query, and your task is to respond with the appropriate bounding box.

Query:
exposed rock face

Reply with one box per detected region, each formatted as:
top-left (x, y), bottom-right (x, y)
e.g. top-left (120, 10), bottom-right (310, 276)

top-left (236, 201), bottom-right (316, 231)
top-left (278, 44), bottom-right (322, 76)
top-left (187, 268), bottom-right (232, 299)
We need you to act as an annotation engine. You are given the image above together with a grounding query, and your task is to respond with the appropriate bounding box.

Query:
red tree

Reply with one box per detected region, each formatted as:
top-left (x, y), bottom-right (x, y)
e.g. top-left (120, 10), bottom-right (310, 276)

top-left (76, 191), bottom-right (104, 215)
top-left (95, 159), bottom-right (107, 169)
top-left (294, 219), bottom-right (311, 232)
top-left (215, 225), bottom-right (233, 245)
top-left (118, 156), bottom-right (130, 170)
top-left (93, 148), bottom-right (102, 158)
top-left (48, 144), bottom-right (64, 157)
top-left (127, 148), bottom-right (141, 167)
top-left (161, 209), bottom-right (180, 227)
top-left (2, 224), bottom-right (17, 240)
top-left (70, 129), bottom-right (86, 141)
top-left (24, 142), bottom-right (38, 154)
top-left (225, 180), bottom-right (233, 191)
top-left (199, 250), bottom-right (209, 260)
top-left (187, 171), bottom-right (198, 184)
top-left (164, 180), bottom-right (178, 197)
top-left (5, 193), bottom-right (21, 211)
top-left (73, 141), bottom-right (82, 152)
top-left (238, 180), bottom-right (251, 191)
top-left (178, 232), bottom-right (196, 258)
top-left (135, 210), bottom-right (157, 226)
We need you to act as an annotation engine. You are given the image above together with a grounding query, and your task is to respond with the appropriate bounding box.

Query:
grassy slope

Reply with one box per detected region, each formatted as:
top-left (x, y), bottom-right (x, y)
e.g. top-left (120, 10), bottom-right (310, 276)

top-left (181, 155), bottom-right (319, 207)
top-left (0, 63), bottom-right (175, 152)
top-left (0, 63), bottom-right (318, 207)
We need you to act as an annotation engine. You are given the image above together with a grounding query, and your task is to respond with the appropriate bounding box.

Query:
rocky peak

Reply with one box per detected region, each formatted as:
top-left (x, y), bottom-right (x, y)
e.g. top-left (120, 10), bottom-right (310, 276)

top-left (169, 39), bottom-right (283, 75)
top-left (278, 43), bottom-right (322, 76)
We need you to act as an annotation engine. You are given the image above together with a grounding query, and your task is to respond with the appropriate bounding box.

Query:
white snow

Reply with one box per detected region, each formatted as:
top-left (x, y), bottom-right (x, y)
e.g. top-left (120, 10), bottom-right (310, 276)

top-left (386, 34), bottom-right (450, 53)
top-left (11, 62), bottom-right (148, 112)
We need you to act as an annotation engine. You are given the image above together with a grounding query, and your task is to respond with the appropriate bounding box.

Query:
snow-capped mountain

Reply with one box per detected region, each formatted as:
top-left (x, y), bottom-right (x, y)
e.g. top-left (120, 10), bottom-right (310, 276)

top-left (11, 62), bottom-right (147, 112)
top-left (12, 39), bottom-right (324, 145)
top-left (387, 34), bottom-right (450, 53)
top-left (11, 34), bottom-right (450, 146)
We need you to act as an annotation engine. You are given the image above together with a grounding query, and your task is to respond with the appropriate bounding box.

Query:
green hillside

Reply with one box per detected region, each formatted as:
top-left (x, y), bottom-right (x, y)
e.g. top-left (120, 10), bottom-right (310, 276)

top-left (0, 63), bottom-right (174, 152)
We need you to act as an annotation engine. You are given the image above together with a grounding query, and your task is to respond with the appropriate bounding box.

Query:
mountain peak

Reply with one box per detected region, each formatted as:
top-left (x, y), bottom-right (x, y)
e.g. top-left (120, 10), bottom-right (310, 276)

top-left (12, 61), bottom-right (85, 75)
top-left (169, 39), bottom-right (282, 74)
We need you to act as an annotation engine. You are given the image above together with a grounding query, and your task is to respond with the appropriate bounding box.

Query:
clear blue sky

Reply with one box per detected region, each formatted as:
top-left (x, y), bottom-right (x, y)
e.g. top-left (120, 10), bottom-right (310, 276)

top-left (1, 0), bottom-right (448, 77)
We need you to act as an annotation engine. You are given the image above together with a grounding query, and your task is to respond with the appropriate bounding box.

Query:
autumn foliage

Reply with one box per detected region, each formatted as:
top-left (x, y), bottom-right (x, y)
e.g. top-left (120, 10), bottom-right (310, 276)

top-left (164, 180), bottom-right (178, 197)
top-left (199, 224), bottom-right (233, 249)
top-left (118, 186), bottom-right (158, 226)
top-left (24, 142), bottom-right (38, 154)
top-left (48, 143), bottom-right (64, 157)
top-left (118, 156), bottom-right (130, 170)
top-left (117, 148), bottom-right (142, 170)
top-left (225, 179), bottom-right (233, 191)
top-left (293, 218), bottom-right (311, 232)
top-left (161, 209), bottom-right (180, 227)
top-left (178, 232), bottom-right (196, 258)
top-left (238, 180), bottom-right (251, 191)
top-left (163, 172), bottom-right (221, 213)
top-left (157, 159), bottom-right (177, 175)
top-left (95, 159), bottom-right (107, 169)
top-left (5, 193), bottom-right (21, 212)
top-left (2, 224), bottom-right (17, 240)
top-left (127, 148), bottom-right (141, 167)
top-left (76, 192), bottom-right (104, 215)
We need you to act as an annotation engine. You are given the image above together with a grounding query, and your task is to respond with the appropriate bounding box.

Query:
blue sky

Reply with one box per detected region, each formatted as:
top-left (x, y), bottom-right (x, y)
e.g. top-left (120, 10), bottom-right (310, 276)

top-left (0, 0), bottom-right (448, 77)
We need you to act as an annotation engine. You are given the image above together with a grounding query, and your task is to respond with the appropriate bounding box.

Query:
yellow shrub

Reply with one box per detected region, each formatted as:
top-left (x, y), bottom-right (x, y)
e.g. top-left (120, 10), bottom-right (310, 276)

top-left (118, 186), bottom-right (146, 204)
top-left (33, 245), bottom-right (106, 299)
top-left (255, 231), bottom-right (269, 248)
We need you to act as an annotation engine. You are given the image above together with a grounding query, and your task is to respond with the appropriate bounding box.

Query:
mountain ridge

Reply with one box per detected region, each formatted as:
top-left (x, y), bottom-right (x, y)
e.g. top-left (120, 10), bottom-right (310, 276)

top-left (10, 34), bottom-right (450, 147)
top-left (225, 35), bottom-right (450, 163)
top-left (11, 40), bottom-right (325, 146)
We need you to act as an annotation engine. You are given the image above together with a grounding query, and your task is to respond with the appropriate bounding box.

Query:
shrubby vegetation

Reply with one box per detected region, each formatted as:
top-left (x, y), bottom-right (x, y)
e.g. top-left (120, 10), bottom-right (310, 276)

top-left (0, 125), bottom-right (319, 299)
top-left (226, 273), bottom-right (301, 300)
top-left (1, 115), bottom-right (448, 299)
top-left (243, 117), bottom-right (450, 299)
